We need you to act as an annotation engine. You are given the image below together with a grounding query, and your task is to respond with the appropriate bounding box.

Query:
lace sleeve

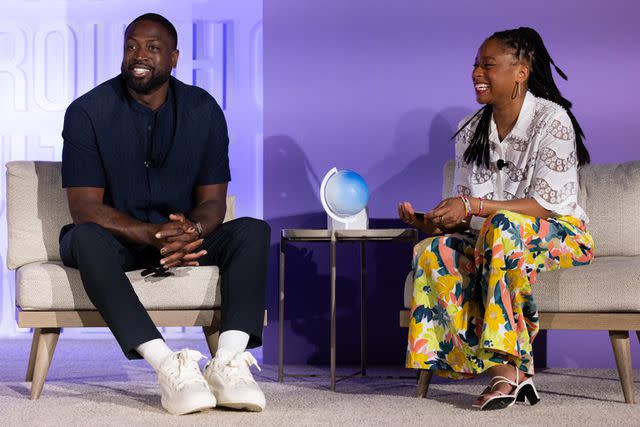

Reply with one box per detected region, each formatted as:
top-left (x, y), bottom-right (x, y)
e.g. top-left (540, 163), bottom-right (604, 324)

top-left (529, 111), bottom-right (580, 215)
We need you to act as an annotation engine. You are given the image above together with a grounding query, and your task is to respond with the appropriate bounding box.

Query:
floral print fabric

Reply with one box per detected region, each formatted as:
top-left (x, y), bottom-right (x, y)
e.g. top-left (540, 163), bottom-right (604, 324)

top-left (406, 210), bottom-right (594, 378)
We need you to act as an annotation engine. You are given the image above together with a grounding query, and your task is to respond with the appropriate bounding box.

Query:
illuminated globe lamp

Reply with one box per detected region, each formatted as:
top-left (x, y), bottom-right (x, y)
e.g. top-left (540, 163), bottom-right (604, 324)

top-left (320, 168), bottom-right (369, 230)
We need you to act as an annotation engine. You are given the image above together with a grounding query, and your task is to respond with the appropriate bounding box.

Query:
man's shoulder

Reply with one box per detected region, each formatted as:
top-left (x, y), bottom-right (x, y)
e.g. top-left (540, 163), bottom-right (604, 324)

top-left (67, 76), bottom-right (125, 114)
top-left (172, 77), bottom-right (222, 115)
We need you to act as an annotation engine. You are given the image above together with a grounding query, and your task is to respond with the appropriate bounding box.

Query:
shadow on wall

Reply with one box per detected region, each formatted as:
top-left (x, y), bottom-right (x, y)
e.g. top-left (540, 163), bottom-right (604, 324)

top-left (261, 107), bottom-right (476, 365)
top-left (262, 135), bottom-right (360, 365)
top-left (367, 106), bottom-right (474, 216)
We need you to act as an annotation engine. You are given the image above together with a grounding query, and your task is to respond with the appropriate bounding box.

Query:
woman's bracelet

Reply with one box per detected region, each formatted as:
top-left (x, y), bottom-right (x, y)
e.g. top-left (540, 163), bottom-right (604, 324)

top-left (477, 197), bottom-right (484, 216)
top-left (459, 195), bottom-right (472, 218)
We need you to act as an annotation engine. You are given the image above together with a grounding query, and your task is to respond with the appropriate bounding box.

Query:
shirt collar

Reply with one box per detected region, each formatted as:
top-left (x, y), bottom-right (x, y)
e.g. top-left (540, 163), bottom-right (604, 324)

top-left (510, 91), bottom-right (535, 140)
top-left (122, 76), bottom-right (175, 115)
top-left (489, 90), bottom-right (536, 142)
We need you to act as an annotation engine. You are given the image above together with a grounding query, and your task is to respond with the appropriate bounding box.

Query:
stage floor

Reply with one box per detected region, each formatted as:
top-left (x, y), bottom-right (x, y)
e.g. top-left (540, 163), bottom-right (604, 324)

top-left (1, 337), bottom-right (639, 426)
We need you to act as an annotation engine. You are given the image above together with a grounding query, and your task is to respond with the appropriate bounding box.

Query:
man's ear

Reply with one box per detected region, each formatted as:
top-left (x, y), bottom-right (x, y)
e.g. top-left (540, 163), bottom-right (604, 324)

top-left (172, 49), bottom-right (179, 68)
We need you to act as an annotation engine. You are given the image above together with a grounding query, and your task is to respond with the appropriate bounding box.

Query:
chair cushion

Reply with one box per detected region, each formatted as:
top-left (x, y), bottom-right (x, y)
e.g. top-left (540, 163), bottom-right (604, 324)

top-left (578, 162), bottom-right (640, 257)
top-left (442, 160), bottom-right (455, 200)
top-left (534, 256), bottom-right (640, 312)
top-left (5, 161), bottom-right (236, 270)
top-left (16, 262), bottom-right (221, 311)
top-left (404, 256), bottom-right (640, 312)
top-left (6, 162), bottom-right (69, 270)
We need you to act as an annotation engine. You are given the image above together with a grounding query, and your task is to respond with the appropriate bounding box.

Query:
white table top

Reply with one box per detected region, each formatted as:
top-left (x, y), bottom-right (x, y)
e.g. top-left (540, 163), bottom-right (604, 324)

top-left (281, 228), bottom-right (418, 242)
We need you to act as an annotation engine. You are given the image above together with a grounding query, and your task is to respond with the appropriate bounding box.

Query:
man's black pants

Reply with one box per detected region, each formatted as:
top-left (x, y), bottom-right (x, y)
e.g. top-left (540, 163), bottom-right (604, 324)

top-left (59, 217), bottom-right (270, 359)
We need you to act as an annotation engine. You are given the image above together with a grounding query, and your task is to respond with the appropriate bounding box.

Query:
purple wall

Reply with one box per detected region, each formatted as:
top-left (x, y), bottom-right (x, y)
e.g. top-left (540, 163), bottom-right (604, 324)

top-left (263, 0), bottom-right (640, 367)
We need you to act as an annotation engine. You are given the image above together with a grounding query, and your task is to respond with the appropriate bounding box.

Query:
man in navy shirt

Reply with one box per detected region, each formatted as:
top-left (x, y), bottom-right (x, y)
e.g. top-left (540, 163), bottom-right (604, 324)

top-left (60, 13), bottom-right (269, 415)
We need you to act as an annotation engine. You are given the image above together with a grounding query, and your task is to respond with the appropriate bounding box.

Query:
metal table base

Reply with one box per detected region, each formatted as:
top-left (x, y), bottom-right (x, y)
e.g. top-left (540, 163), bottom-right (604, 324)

top-left (278, 228), bottom-right (418, 391)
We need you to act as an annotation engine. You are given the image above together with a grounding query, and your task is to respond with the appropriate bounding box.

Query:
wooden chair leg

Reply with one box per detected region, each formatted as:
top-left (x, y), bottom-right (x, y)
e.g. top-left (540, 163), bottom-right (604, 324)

top-left (609, 330), bottom-right (636, 404)
top-left (203, 326), bottom-right (220, 358)
top-left (417, 370), bottom-right (433, 398)
top-left (26, 328), bottom-right (41, 382)
top-left (30, 328), bottom-right (60, 400)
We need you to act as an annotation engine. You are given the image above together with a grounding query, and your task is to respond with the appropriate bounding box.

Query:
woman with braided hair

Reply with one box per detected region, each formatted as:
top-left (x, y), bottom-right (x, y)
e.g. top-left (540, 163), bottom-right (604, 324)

top-left (398, 27), bottom-right (594, 410)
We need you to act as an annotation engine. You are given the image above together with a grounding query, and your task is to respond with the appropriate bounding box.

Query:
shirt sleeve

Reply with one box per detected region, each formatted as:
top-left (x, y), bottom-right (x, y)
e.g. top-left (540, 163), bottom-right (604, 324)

top-left (528, 110), bottom-right (580, 215)
top-left (61, 104), bottom-right (106, 188)
top-left (196, 100), bottom-right (231, 186)
top-left (452, 117), bottom-right (472, 198)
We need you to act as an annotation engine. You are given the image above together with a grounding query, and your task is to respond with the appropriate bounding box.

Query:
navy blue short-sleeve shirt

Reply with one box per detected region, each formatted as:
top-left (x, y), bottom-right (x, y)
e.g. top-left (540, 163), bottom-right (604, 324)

top-left (61, 75), bottom-right (230, 226)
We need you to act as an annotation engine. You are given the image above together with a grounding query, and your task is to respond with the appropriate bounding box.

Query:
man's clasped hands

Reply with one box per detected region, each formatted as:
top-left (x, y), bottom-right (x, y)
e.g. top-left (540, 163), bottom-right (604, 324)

top-left (152, 213), bottom-right (207, 268)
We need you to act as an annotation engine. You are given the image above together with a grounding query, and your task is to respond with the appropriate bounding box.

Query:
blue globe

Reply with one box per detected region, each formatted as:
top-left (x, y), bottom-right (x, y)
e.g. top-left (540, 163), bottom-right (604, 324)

top-left (324, 170), bottom-right (369, 216)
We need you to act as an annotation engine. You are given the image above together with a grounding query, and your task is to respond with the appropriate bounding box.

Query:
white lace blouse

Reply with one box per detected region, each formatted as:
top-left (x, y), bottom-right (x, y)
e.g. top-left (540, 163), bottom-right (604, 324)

top-left (453, 91), bottom-right (588, 230)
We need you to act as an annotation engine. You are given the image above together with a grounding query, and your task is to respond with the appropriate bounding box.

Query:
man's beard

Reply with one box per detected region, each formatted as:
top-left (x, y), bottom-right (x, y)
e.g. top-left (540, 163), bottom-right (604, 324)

top-left (121, 64), bottom-right (171, 95)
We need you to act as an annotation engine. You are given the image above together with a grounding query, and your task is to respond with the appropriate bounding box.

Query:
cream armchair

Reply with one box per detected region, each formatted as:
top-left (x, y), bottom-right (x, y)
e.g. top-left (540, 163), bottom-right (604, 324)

top-left (6, 161), bottom-right (236, 400)
top-left (401, 159), bottom-right (640, 403)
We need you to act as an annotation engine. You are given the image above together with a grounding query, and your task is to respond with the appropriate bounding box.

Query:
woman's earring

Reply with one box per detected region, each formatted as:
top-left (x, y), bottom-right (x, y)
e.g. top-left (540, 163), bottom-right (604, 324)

top-left (511, 81), bottom-right (520, 100)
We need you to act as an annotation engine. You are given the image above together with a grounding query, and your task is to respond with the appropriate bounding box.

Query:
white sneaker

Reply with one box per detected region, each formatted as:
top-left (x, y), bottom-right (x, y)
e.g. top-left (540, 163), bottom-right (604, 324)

top-left (158, 349), bottom-right (216, 415)
top-left (203, 349), bottom-right (266, 412)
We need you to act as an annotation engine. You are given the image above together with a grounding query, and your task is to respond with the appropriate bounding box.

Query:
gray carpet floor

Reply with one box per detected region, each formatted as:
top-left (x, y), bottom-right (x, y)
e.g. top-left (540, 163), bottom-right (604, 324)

top-left (1, 337), bottom-right (640, 426)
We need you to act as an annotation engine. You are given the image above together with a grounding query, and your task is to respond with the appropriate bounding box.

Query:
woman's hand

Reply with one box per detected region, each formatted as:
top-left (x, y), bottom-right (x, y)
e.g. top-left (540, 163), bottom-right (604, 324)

top-left (398, 201), bottom-right (438, 234)
top-left (424, 197), bottom-right (468, 230)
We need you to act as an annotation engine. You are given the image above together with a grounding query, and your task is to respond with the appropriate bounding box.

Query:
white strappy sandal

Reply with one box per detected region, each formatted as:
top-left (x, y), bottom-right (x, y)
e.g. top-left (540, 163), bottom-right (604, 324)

top-left (473, 364), bottom-right (537, 411)
top-left (472, 374), bottom-right (519, 411)
top-left (515, 376), bottom-right (541, 406)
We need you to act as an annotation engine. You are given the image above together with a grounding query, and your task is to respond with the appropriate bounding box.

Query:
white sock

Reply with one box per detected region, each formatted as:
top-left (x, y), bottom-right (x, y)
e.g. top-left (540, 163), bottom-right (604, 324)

top-left (135, 338), bottom-right (173, 371)
top-left (216, 330), bottom-right (250, 357)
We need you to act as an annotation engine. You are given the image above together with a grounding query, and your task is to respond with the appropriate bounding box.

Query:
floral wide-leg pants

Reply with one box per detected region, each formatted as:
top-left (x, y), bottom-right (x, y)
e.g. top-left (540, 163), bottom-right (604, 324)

top-left (406, 210), bottom-right (594, 378)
